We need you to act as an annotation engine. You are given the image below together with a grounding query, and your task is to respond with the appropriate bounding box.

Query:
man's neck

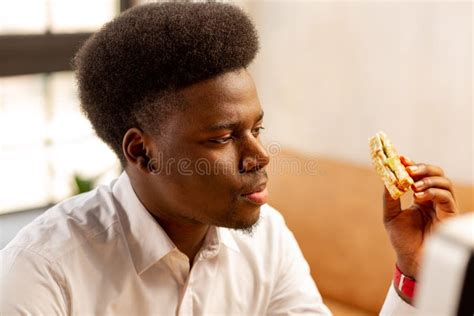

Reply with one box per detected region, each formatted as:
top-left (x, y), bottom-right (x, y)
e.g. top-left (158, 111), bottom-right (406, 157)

top-left (128, 172), bottom-right (210, 266)
top-left (154, 216), bottom-right (210, 267)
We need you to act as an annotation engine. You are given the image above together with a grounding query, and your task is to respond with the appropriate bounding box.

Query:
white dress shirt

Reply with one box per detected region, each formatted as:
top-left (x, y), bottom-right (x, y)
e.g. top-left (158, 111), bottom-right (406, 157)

top-left (1, 172), bottom-right (414, 315)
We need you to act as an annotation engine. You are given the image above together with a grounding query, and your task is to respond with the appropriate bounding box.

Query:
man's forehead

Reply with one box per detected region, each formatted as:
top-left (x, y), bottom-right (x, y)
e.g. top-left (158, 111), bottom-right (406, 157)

top-left (180, 69), bottom-right (257, 105)
top-left (172, 70), bottom-right (263, 131)
top-left (204, 110), bottom-right (264, 132)
top-left (183, 101), bottom-right (263, 132)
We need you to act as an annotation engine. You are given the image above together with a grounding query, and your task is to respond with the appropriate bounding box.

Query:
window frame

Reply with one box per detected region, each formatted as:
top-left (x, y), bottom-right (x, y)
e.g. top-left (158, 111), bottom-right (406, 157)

top-left (0, 0), bottom-right (133, 77)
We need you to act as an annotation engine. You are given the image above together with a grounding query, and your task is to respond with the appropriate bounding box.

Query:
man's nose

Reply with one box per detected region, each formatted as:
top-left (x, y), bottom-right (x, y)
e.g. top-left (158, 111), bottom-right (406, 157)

top-left (239, 137), bottom-right (270, 173)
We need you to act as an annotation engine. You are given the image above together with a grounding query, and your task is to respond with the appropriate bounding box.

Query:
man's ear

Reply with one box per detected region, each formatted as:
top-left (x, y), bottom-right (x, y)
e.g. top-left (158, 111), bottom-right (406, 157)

top-left (122, 128), bottom-right (155, 174)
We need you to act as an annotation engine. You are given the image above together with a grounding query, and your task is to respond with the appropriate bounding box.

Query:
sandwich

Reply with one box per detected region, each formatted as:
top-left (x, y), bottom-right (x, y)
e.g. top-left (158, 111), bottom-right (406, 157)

top-left (369, 131), bottom-right (414, 199)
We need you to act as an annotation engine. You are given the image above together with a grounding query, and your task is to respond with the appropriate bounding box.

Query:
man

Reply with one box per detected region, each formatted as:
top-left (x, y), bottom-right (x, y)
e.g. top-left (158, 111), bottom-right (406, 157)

top-left (0, 2), bottom-right (458, 315)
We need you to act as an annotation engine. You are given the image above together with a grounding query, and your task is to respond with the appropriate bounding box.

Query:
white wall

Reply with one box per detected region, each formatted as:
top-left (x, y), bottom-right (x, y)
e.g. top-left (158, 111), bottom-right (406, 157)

top-left (245, 1), bottom-right (472, 184)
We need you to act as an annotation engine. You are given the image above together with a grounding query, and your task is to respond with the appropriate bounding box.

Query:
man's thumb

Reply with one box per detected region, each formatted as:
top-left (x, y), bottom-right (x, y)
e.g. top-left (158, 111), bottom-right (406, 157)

top-left (383, 187), bottom-right (402, 221)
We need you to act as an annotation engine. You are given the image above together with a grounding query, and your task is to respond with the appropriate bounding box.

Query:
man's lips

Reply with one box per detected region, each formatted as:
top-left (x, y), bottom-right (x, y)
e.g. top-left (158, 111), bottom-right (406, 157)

top-left (241, 183), bottom-right (268, 205)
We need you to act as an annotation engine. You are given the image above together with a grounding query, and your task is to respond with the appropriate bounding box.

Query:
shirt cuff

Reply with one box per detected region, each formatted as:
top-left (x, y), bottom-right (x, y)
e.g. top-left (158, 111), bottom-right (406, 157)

top-left (380, 282), bottom-right (417, 316)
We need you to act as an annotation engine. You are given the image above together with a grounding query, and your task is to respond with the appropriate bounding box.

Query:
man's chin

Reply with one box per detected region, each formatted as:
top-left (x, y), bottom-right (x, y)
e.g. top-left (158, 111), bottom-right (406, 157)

top-left (231, 217), bottom-right (261, 236)
top-left (225, 205), bottom-right (262, 235)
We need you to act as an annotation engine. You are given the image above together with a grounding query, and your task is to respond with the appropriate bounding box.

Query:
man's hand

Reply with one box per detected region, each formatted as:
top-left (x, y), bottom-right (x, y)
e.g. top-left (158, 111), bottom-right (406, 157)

top-left (383, 156), bottom-right (458, 280)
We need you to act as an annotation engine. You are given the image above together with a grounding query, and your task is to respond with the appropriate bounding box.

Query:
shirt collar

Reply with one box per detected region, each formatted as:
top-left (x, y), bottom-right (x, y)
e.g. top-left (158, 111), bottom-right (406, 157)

top-left (112, 172), bottom-right (175, 275)
top-left (112, 172), bottom-right (240, 274)
top-left (218, 227), bottom-right (240, 253)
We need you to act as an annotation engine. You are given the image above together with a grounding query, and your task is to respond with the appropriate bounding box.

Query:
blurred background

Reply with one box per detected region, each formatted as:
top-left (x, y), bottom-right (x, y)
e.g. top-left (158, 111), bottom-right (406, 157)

top-left (0, 0), bottom-right (124, 214)
top-left (249, 0), bottom-right (472, 184)
top-left (1, 1), bottom-right (472, 315)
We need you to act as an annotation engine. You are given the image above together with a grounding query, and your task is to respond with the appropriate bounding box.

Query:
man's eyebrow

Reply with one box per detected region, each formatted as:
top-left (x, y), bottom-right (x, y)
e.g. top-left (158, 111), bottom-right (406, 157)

top-left (206, 111), bottom-right (264, 131)
top-left (207, 121), bottom-right (240, 131)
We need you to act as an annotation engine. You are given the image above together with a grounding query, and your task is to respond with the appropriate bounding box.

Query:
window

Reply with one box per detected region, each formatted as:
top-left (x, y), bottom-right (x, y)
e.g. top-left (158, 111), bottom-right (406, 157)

top-left (0, 0), bottom-right (133, 214)
top-left (0, 0), bottom-right (118, 34)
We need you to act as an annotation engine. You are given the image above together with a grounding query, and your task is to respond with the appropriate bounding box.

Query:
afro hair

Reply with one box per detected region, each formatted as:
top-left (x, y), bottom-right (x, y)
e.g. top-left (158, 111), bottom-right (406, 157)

top-left (73, 1), bottom-right (259, 166)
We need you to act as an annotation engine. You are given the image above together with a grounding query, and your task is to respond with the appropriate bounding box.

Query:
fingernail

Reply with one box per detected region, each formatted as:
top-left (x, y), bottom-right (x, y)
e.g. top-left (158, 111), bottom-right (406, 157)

top-left (408, 165), bottom-right (418, 173)
top-left (414, 192), bottom-right (424, 198)
top-left (414, 181), bottom-right (424, 190)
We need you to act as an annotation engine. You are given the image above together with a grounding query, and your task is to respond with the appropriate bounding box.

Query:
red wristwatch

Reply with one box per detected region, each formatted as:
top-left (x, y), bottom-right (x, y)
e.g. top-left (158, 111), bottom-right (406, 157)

top-left (394, 264), bottom-right (416, 300)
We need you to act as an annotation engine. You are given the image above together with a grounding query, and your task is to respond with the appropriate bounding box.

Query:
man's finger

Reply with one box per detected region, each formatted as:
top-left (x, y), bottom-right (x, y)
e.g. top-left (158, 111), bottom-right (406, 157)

top-left (406, 163), bottom-right (445, 179)
top-left (383, 187), bottom-right (402, 222)
top-left (413, 188), bottom-right (457, 216)
top-left (411, 176), bottom-right (453, 193)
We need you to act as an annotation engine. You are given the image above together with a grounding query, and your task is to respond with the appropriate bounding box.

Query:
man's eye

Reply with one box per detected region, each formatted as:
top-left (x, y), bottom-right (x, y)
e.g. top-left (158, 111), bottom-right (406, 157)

top-left (211, 136), bottom-right (233, 144)
top-left (252, 126), bottom-right (265, 137)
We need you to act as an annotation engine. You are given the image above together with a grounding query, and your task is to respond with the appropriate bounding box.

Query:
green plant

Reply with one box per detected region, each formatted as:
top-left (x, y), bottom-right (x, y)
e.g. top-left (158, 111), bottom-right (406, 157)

top-left (73, 174), bottom-right (96, 194)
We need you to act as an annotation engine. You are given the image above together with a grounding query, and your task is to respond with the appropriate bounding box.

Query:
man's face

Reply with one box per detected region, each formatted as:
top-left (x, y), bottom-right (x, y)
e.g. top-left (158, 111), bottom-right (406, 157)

top-left (145, 68), bottom-right (270, 230)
